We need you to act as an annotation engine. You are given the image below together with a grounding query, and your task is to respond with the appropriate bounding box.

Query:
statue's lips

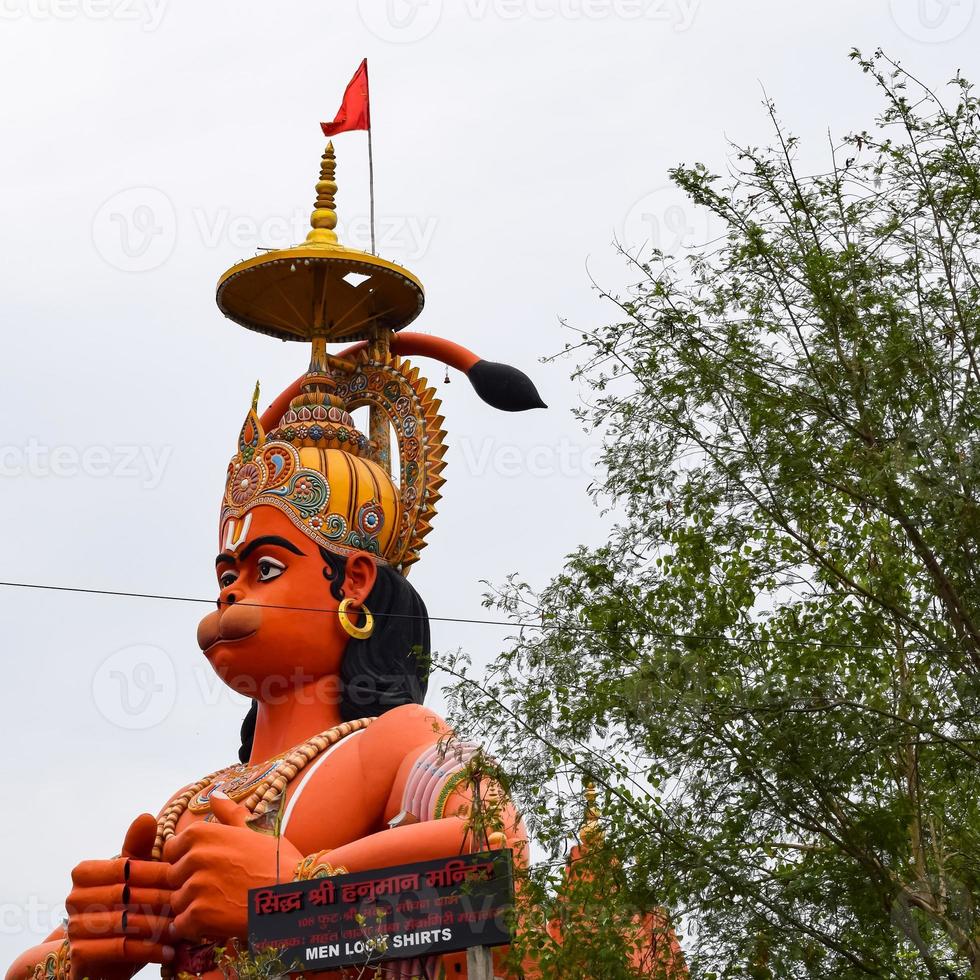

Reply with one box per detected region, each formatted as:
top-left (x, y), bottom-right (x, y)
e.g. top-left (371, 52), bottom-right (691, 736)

top-left (202, 631), bottom-right (258, 656)
top-left (197, 604), bottom-right (263, 653)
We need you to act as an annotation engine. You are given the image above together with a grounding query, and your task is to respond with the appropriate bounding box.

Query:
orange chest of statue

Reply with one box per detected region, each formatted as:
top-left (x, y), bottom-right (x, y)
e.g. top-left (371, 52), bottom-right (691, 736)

top-left (156, 719), bottom-right (380, 858)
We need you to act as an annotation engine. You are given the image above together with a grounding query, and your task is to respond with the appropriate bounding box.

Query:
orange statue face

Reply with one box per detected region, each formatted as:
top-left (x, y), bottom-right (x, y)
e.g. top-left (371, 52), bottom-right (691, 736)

top-left (197, 505), bottom-right (377, 697)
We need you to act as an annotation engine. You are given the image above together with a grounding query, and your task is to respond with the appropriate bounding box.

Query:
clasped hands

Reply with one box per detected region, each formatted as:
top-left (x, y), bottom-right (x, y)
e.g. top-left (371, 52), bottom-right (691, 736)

top-left (66, 792), bottom-right (304, 979)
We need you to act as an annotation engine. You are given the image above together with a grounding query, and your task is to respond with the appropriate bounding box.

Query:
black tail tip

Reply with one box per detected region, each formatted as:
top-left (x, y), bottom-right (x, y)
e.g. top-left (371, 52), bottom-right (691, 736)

top-left (467, 360), bottom-right (548, 412)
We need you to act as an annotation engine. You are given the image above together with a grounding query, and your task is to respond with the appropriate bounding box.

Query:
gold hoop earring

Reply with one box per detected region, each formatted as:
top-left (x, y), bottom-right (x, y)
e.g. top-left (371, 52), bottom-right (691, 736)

top-left (338, 597), bottom-right (374, 640)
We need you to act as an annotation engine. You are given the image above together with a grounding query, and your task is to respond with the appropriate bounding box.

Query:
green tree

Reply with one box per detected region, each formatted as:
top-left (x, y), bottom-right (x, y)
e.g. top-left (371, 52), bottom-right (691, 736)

top-left (444, 50), bottom-right (980, 979)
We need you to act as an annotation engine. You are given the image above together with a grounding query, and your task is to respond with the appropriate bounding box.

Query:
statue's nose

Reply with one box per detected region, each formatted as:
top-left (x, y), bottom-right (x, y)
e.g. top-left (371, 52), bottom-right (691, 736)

top-left (221, 585), bottom-right (244, 606)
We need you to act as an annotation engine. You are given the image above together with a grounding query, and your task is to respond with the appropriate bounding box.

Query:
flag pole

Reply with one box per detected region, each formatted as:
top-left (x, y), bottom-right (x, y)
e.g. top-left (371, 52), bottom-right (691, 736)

top-left (368, 123), bottom-right (376, 256)
top-left (365, 60), bottom-right (376, 256)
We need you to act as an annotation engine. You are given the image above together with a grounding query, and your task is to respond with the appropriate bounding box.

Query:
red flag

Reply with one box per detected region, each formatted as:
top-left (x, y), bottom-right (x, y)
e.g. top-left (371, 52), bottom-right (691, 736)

top-left (321, 60), bottom-right (370, 137)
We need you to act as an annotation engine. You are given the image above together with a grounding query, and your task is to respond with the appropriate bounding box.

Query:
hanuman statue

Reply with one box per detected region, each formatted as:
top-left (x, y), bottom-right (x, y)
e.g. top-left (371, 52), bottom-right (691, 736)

top-left (7, 141), bottom-right (546, 980)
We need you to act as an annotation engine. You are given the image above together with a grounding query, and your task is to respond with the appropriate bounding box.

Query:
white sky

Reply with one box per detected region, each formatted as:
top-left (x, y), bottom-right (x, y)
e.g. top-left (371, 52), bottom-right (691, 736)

top-left (1, 0), bottom-right (977, 971)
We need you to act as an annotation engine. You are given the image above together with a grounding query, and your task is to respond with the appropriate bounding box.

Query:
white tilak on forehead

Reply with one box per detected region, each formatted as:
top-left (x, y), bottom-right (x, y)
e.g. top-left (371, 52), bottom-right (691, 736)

top-left (223, 513), bottom-right (253, 553)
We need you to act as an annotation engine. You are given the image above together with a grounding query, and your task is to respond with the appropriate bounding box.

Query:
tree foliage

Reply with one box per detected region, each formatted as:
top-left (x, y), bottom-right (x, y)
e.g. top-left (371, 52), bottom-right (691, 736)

top-left (444, 50), bottom-right (980, 979)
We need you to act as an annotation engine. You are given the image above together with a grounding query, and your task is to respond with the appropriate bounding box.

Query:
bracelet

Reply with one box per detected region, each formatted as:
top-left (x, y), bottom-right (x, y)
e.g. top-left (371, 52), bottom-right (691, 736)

top-left (293, 852), bottom-right (349, 880)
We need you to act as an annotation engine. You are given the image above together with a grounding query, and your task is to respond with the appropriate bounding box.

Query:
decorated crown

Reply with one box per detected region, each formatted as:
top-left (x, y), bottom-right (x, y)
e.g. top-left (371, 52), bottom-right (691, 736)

top-left (216, 141), bottom-right (544, 573)
top-left (222, 337), bottom-right (446, 570)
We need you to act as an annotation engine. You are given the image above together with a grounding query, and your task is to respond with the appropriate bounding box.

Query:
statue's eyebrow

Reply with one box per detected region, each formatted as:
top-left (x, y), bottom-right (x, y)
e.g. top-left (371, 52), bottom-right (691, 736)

top-left (238, 535), bottom-right (307, 563)
top-left (215, 553), bottom-right (236, 567)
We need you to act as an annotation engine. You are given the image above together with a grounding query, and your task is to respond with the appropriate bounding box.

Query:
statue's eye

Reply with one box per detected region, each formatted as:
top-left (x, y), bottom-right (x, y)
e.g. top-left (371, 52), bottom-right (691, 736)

top-left (257, 557), bottom-right (285, 582)
top-left (218, 570), bottom-right (238, 589)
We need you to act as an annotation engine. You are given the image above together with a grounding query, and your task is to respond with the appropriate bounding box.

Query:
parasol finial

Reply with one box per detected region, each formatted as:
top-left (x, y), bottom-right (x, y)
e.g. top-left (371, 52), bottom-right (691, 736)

top-left (306, 141), bottom-right (340, 246)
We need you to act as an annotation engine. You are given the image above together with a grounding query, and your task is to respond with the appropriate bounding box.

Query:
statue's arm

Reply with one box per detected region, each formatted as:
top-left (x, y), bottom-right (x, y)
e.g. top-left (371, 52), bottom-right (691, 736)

top-left (292, 721), bottom-right (526, 879)
top-left (293, 815), bottom-right (513, 879)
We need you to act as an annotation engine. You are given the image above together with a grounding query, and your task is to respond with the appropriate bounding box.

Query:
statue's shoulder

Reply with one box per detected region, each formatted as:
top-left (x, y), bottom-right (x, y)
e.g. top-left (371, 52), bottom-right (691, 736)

top-left (361, 703), bottom-right (451, 753)
top-left (287, 707), bottom-right (451, 818)
top-left (351, 704), bottom-right (452, 781)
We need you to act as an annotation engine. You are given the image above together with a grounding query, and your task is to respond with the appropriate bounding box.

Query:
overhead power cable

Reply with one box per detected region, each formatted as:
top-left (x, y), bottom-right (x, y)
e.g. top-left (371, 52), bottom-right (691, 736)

top-left (0, 579), bottom-right (918, 653)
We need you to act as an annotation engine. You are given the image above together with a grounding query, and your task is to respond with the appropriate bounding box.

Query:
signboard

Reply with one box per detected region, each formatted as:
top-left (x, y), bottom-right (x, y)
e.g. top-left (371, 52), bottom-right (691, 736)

top-left (248, 849), bottom-right (514, 973)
